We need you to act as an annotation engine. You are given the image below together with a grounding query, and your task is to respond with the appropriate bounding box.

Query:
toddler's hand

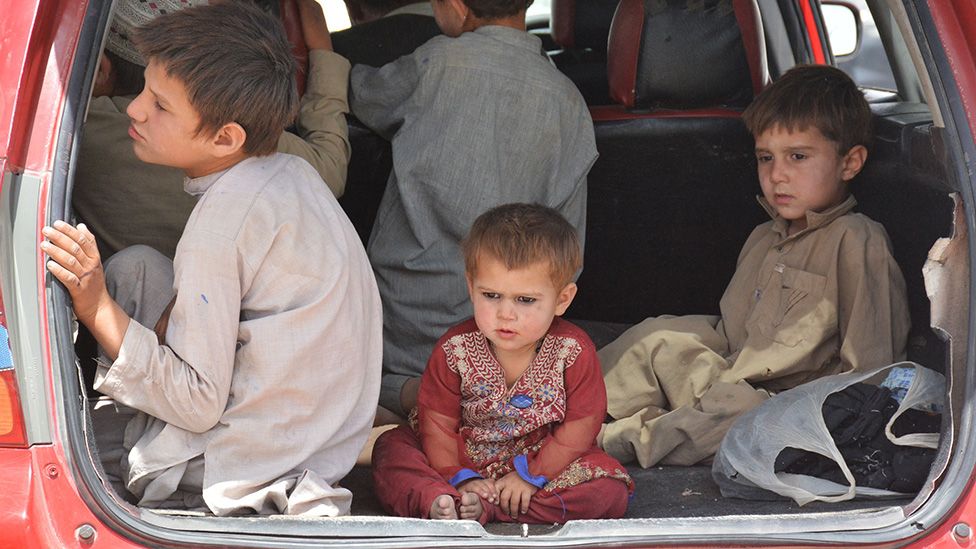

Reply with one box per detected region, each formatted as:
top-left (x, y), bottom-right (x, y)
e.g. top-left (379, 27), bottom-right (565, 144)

top-left (458, 478), bottom-right (497, 504)
top-left (495, 472), bottom-right (538, 519)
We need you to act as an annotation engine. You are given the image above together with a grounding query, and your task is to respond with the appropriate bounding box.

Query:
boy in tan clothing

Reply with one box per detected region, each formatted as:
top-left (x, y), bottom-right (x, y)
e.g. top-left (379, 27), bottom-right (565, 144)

top-left (42, 3), bottom-right (381, 516)
top-left (599, 65), bottom-right (911, 468)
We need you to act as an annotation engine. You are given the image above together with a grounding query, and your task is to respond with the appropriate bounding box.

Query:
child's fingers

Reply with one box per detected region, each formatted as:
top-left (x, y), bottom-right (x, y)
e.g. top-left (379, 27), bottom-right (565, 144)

top-left (46, 259), bottom-right (81, 288)
top-left (40, 241), bottom-right (84, 278)
top-left (519, 490), bottom-right (530, 514)
top-left (75, 223), bottom-right (100, 259)
top-left (50, 221), bottom-right (98, 260)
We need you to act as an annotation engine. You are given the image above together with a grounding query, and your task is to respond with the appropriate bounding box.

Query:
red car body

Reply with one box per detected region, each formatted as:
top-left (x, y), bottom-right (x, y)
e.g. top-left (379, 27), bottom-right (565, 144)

top-left (4, 0), bottom-right (976, 547)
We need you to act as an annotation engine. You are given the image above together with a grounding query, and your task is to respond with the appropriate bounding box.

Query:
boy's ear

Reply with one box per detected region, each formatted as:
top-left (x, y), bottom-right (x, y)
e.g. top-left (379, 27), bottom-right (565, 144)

top-left (209, 122), bottom-right (247, 159)
top-left (445, 0), bottom-right (470, 24)
top-left (840, 144), bottom-right (868, 182)
top-left (554, 282), bottom-right (578, 317)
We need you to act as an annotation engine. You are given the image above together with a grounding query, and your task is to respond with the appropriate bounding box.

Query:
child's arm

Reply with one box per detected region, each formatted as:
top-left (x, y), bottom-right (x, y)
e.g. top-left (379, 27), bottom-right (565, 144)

top-left (836, 226), bottom-right (911, 369)
top-left (347, 44), bottom-right (425, 140)
top-left (417, 344), bottom-right (483, 487)
top-left (277, 0), bottom-right (351, 198)
top-left (44, 221), bottom-right (240, 434)
top-left (518, 340), bottom-right (606, 483)
top-left (42, 221), bottom-right (130, 358)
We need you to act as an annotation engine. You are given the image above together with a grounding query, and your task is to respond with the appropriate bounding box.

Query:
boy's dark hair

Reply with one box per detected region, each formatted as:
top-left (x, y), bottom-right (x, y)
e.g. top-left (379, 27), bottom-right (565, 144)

top-left (462, 203), bottom-right (581, 288)
top-left (742, 64), bottom-right (871, 154)
top-left (438, 0), bottom-right (534, 19)
top-left (132, 1), bottom-right (298, 156)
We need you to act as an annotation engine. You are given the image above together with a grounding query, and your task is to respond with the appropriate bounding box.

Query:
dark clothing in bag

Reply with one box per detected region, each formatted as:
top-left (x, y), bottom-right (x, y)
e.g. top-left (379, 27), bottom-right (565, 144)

top-left (775, 383), bottom-right (940, 493)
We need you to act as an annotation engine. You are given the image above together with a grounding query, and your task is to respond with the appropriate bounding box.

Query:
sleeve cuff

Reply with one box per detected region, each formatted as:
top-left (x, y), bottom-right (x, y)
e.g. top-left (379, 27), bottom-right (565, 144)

top-left (448, 468), bottom-right (482, 487)
top-left (513, 454), bottom-right (547, 489)
top-left (308, 49), bottom-right (351, 100)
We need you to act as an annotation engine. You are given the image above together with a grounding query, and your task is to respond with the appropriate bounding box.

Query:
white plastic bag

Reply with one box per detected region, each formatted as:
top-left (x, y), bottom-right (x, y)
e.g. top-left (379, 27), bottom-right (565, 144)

top-left (711, 361), bottom-right (944, 505)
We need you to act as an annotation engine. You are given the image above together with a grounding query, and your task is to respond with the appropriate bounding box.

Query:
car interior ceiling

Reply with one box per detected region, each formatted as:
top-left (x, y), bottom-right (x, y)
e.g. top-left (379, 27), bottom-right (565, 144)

top-left (63, 0), bottom-right (967, 536)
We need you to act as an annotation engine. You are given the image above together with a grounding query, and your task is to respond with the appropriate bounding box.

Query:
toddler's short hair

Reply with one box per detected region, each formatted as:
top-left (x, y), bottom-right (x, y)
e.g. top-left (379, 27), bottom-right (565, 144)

top-left (132, 1), bottom-right (298, 156)
top-left (742, 64), bottom-right (871, 154)
top-left (452, 0), bottom-right (535, 19)
top-left (462, 203), bottom-right (581, 288)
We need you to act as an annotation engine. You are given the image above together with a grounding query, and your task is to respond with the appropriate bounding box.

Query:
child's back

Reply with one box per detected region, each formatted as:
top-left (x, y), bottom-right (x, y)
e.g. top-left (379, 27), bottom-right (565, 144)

top-left (350, 18), bottom-right (596, 417)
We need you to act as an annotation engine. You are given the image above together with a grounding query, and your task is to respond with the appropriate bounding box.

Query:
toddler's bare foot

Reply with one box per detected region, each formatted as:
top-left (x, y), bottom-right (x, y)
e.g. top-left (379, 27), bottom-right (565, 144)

top-left (458, 491), bottom-right (483, 521)
top-left (429, 494), bottom-right (457, 520)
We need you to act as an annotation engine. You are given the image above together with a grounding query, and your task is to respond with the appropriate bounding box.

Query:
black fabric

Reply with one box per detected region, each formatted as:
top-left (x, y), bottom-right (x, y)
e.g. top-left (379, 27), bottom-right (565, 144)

top-left (634, 0), bottom-right (754, 109)
top-left (571, 0), bottom-right (619, 49)
top-left (550, 49), bottom-right (611, 105)
top-left (549, 0), bottom-right (618, 105)
top-left (774, 383), bottom-right (940, 493)
top-left (568, 115), bottom-right (761, 322)
top-left (332, 14), bottom-right (441, 67)
top-left (338, 121), bottom-right (393, 244)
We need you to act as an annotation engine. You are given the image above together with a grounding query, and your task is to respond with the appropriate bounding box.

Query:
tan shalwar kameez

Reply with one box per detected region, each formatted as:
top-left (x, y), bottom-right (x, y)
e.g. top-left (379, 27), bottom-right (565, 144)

top-left (73, 50), bottom-right (351, 259)
top-left (95, 154), bottom-right (382, 516)
top-left (600, 196), bottom-right (911, 468)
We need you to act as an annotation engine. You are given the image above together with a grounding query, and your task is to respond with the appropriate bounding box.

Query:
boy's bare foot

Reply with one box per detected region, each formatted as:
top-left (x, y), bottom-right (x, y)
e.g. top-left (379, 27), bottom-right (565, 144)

top-left (458, 492), bottom-right (483, 521)
top-left (429, 494), bottom-right (457, 520)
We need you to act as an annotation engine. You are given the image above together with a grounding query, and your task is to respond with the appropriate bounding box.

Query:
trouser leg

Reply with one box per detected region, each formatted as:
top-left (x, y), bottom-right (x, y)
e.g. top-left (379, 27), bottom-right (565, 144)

top-left (371, 426), bottom-right (462, 520)
top-left (489, 478), bottom-right (630, 523)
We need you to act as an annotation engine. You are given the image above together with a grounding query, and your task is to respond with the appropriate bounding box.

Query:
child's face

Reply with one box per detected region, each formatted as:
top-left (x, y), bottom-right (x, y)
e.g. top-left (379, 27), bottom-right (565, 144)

top-left (125, 60), bottom-right (223, 177)
top-left (755, 124), bottom-right (866, 234)
top-left (467, 254), bottom-right (577, 361)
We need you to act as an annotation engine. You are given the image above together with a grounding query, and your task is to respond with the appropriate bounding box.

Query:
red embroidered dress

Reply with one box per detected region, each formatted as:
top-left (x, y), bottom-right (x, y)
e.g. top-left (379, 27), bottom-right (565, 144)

top-left (416, 318), bottom-right (633, 495)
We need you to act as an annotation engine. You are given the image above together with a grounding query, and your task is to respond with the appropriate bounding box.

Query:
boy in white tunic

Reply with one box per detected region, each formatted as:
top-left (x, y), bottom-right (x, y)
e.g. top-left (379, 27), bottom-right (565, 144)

top-left (598, 65), bottom-right (911, 469)
top-left (41, 2), bottom-right (381, 516)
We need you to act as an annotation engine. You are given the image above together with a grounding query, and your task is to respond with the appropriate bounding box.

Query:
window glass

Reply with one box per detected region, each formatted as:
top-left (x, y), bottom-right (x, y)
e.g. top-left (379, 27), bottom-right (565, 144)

top-left (320, 0), bottom-right (552, 32)
top-left (828, 0), bottom-right (897, 91)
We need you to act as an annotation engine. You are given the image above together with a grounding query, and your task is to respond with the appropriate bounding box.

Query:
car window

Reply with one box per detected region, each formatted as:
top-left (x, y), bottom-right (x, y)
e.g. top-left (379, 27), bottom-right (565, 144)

top-left (825, 0), bottom-right (897, 91)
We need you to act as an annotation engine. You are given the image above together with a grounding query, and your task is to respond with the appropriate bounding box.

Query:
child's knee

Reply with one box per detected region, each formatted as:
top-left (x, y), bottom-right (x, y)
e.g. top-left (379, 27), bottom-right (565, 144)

top-left (103, 245), bottom-right (171, 287)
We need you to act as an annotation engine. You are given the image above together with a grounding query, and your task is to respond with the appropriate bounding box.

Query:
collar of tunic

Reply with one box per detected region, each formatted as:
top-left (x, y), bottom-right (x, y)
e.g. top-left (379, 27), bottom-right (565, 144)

top-left (182, 156), bottom-right (260, 197)
top-left (758, 194), bottom-right (858, 245)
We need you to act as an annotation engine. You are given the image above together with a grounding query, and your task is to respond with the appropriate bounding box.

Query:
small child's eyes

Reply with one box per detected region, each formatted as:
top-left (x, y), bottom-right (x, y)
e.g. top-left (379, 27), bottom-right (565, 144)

top-left (756, 154), bottom-right (773, 163)
top-left (516, 296), bottom-right (536, 304)
top-left (482, 292), bottom-right (500, 300)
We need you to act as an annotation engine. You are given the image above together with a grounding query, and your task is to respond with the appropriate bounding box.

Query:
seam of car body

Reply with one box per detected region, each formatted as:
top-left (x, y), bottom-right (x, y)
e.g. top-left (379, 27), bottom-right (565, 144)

top-left (23, 0), bottom-right (976, 546)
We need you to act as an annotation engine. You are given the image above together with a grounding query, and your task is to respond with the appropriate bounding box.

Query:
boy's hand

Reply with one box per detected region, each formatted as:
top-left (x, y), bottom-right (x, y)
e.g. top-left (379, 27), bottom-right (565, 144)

top-left (458, 478), bottom-right (498, 505)
top-left (296, 0), bottom-right (332, 51)
top-left (495, 472), bottom-right (538, 518)
top-left (42, 221), bottom-right (109, 326)
top-left (42, 221), bottom-right (129, 360)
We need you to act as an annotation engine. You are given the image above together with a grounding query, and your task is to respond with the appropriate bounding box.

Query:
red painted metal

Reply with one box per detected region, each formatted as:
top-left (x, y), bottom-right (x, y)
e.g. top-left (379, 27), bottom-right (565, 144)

top-left (799, 0), bottom-right (827, 63)
top-left (0, 2), bottom-right (42, 172)
top-left (928, 0), bottom-right (976, 140)
top-left (0, 446), bottom-right (136, 547)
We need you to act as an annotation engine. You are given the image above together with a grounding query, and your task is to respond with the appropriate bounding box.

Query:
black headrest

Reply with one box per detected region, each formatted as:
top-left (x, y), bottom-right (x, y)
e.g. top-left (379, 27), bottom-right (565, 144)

top-left (550, 0), bottom-right (619, 50)
top-left (607, 0), bottom-right (768, 109)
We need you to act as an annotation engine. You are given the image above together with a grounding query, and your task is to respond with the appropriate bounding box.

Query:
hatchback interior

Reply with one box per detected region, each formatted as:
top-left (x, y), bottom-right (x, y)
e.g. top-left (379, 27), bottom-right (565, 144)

top-left (58, 0), bottom-right (969, 543)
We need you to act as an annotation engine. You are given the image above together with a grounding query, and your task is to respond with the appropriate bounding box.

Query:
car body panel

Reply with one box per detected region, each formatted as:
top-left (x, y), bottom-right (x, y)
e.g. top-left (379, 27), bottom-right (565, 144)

top-left (3, 0), bottom-right (976, 547)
